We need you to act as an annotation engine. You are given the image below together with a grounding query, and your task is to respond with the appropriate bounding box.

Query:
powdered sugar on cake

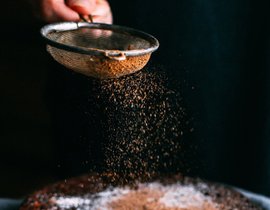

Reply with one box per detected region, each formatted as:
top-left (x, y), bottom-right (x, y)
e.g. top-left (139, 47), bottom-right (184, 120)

top-left (50, 187), bottom-right (130, 210)
top-left (51, 182), bottom-right (219, 210)
top-left (158, 184), bottom-right (215, 209)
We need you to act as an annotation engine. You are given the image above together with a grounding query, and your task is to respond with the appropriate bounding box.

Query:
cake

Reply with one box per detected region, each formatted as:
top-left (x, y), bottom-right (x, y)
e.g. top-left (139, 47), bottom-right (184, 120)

top-left (20, 173), bottom-right (262, 210)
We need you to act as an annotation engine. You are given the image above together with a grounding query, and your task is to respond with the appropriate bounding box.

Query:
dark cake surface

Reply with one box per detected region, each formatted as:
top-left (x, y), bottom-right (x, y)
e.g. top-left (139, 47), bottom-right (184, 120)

top-left (20, 173), bottom-right (262, 210)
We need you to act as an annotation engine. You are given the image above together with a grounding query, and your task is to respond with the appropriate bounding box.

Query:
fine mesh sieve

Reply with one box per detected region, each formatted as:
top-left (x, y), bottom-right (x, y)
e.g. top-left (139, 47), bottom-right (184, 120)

top-left (40, 22), bottom-right (159, 79)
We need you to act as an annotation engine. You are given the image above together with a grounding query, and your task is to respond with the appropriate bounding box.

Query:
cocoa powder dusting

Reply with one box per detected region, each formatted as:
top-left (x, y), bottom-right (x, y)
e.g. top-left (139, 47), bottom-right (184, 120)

top-left (90, 67), bottom-right (194, 184)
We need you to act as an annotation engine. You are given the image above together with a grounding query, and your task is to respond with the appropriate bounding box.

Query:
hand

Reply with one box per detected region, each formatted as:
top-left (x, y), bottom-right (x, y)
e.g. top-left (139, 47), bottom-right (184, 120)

top-left (30, 0), bottom-right (112, 23)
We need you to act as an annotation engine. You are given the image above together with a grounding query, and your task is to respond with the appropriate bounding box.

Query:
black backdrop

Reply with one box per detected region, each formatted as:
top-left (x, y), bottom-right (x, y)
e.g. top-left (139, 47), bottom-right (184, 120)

top-left (108, 0), bottom-right (270, 194)
top-left (0, 0), bottom-right (269, 198)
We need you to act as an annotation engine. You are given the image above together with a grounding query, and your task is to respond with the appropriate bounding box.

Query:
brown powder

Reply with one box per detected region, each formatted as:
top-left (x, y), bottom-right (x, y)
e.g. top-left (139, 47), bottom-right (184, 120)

top-left (90, 68), bottom-right (194, 183)
top-left (48, 45), bottom-right (151, 79)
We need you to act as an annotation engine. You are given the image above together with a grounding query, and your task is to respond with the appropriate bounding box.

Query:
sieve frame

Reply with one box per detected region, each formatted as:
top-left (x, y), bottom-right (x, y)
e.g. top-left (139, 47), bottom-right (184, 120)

top-left (40, 22), bottom-right (159, 59)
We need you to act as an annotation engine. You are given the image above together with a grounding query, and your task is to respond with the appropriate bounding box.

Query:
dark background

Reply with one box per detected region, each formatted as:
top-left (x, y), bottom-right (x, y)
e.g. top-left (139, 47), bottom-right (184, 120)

top-left (1, 0), bottom-right (270, 199)
top-left (109, 0), bottom-right (270, 196)
top-left (0, 1), bottom-right (57, 198)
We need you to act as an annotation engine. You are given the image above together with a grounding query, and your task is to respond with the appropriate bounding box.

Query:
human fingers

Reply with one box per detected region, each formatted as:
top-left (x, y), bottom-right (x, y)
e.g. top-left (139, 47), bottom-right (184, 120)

top-left (39, 0), bottom-right (80, 22)
top-left (91, 0), bottom-right (112, 24)
top-left (88, 0), bottom-right (113, 37)
top-left (70, 0), bottom-right (113, 37)
top-left (67, 0), bottom-right (112, 24)
top-left (66, 0), bottom-right (97, 15)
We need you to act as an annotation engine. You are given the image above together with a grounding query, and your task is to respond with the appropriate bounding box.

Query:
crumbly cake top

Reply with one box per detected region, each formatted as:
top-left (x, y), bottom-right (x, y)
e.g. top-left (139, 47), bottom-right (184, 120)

top-left (20, 174), bottom-right (262, 210)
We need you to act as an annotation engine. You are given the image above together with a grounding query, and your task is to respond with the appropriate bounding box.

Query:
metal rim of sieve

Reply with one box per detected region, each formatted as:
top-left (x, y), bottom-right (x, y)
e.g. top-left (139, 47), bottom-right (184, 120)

top-left (40, 22), bottom-right (159, 60)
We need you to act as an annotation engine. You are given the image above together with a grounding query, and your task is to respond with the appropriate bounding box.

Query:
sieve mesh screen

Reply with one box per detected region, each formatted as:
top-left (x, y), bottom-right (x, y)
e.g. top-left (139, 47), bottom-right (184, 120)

top-left (47, 27), bottom-right (151, 51)
top-left (41, 22), bottom-right (159, 79)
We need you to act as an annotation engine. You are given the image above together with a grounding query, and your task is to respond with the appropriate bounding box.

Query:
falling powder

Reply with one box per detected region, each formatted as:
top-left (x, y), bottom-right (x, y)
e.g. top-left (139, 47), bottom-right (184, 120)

top-left (89, 67), bottom-right (195, 182)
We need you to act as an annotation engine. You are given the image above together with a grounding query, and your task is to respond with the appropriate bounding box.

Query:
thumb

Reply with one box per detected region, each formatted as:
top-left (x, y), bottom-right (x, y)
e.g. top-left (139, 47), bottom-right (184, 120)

top-left (66, 0), bottom-right (96, 15)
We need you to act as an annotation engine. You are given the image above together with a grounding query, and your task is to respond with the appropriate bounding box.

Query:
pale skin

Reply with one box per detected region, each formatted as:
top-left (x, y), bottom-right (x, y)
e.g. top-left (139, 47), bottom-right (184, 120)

top-left (30, 0), bottom-right (112, 23)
